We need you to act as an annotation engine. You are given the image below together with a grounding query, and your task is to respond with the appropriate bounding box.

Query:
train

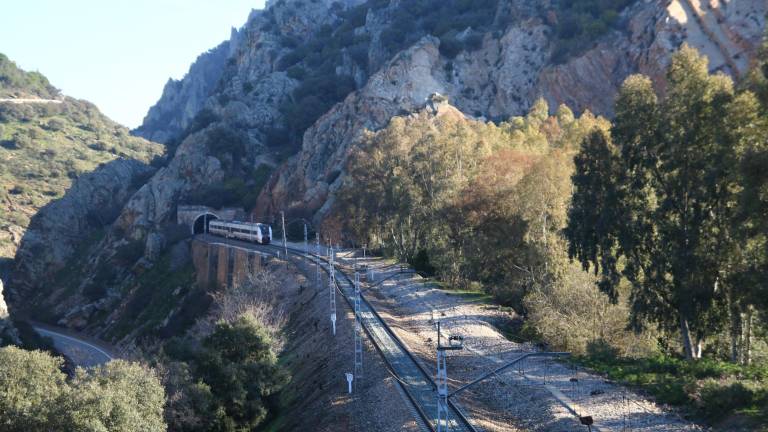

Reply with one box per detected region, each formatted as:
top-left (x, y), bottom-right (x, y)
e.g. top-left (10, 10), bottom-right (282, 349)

top-left (208, 220), bottom-right (272, 244)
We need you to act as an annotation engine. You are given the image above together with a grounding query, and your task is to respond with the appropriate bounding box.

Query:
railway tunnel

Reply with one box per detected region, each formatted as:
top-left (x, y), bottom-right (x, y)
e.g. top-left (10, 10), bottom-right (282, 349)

top-left (177, 205), bottom-right (243, 235)
top-left (192, 213), bottom-right (218, 234)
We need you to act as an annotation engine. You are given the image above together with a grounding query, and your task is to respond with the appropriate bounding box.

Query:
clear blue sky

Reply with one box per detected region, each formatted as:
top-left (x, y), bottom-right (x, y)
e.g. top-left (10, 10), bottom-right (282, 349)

top-left (0, 1), bottom-right (264, 128)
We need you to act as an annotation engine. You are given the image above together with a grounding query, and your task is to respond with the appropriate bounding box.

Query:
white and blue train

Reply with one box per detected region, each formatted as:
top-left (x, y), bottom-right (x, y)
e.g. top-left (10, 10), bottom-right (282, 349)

top-left (208, 220), bottom-right (272, 244)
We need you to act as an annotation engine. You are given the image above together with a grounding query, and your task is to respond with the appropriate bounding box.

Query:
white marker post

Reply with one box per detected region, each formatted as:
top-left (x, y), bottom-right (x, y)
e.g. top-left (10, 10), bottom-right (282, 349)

top-left (345, 372), bottom-right (354, 394)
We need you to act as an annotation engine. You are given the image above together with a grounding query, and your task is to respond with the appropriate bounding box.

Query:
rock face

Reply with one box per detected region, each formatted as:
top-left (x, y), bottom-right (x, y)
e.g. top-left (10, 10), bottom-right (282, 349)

top-left (134, 41), bottom-right (232, 144)
top-left (11, 159), bottom-right (157, 300)
top-left (259, 0), bottom-right (767, 222)
top-left (0, 279), bottom-right (8, 320)
top-left (0, 278), bottom-right (18, 344)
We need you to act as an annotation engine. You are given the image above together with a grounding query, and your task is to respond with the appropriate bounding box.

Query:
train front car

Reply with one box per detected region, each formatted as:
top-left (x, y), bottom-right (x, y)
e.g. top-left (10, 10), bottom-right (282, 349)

top-left (259, 224), bottom-right (271, 244)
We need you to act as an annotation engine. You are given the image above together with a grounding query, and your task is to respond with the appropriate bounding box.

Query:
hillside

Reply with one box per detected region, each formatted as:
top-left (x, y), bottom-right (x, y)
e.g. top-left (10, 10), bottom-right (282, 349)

top-left (3, 1), bottom-right (767, 430)
top-left (10, 0), bottom-right (765, 342)
top-left (0, 55), bottom-right (164, 263)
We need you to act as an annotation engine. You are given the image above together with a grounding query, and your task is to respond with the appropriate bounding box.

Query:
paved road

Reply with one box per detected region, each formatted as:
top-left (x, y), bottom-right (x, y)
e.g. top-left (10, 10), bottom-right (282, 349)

top-left (31, 323), bottom-right (113, 367)
top-left (0, 98), bottom-right (62, 104)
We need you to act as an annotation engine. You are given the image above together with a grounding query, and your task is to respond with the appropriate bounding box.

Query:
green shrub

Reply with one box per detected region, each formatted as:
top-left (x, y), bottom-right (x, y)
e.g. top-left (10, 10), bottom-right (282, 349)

top-left (410, 249), bottom-right (436, 276)
top-left (12, 133), bottom-right (32, 149)
top-left (286, 65), bottom-right (306, 80)
top-left (13, 320), bottom-right (56, 354)
top-left (586, 339), bottom-right (619, 362)
top-left (43, 118), bottom-right (66, 131)
top-left (195, 315), bottom-right (289, 430)
top-left (549, 0), bottom-right (635, 64)
top-left (698, 380), bottom-right (760, 422)
top-left (114, 240), bottom-right (145, 265)
top-left (206, 125), bottom-right (248, 164)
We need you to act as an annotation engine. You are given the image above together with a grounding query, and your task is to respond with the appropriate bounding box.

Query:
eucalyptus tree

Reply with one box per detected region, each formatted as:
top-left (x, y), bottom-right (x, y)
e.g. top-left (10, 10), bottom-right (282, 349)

top-left (566, 45), bottom-right (756, 360)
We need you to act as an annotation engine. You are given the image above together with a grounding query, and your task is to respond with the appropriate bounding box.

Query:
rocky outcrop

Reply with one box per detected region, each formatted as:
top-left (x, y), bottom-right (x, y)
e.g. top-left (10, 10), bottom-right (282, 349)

top-left (540, 0), bottom-right (767, 115)
top-left (11, 159), bottom-right (156, 299)
top-left (259, 0), bottom-right (766, 220)
top-left (133, 0), bottom-right (358, 145)
top-left (112, 131), bottom-right (224, 240)
top-left (0, 279), bottom-right (8, 322)
top-left (0, 278), bottom-right (19, 344)
top-left (134, 41), bottom-right (232, 144)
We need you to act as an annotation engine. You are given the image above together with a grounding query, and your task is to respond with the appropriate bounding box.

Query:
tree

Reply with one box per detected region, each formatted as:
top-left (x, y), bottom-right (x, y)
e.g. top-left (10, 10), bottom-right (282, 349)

top-left (61, 361), bottom-right (167, 432)
top-left (566, 45), bottom-right (756, 360)
top-left (0, 347), bottom-right (66, 431)
top-left (0, 347), bottom-right (166, 431)
top-left (195, 314), bottom-right (289, 431)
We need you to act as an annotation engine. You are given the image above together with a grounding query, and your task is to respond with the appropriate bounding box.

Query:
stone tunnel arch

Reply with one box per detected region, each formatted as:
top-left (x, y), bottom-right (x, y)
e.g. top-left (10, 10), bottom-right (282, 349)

top-left (192, 213), bottom-right (219, 235)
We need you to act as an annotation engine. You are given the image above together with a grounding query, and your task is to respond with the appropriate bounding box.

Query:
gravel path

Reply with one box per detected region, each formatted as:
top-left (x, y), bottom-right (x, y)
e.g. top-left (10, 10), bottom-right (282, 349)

top-left (345, 254), bottom-right (704, 432)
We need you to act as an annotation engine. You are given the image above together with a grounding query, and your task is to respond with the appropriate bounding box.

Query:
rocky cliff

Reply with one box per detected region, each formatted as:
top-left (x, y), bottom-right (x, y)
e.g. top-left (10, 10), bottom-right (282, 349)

top-left (133, 41), bottom-right (232, 144)
top-left (9, 0), bottom-right (765, 339)
top-left (10, 159), bottom-right (157, 305)
top-left (0, 278), bottom-right (18, 345)
top-left (259, 0), bottom-right (767, 223)
top-left (132, 1), bottom-right (767, 227)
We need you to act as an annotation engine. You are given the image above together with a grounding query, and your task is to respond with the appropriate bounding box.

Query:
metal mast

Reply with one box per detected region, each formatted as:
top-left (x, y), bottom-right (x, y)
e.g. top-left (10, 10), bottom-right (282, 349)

top-left (329, 246), bottom-right (337, 336)
top-left (354, 271), bottom-right (363, 386)
top-left (315, 232), bottom-right (320, 287)
top-left (304, 223), bottom-right (308, 255)
top-left (436, 321), bottom-right (463, 432)
top-left (280, 211), bottom-right (287, 256)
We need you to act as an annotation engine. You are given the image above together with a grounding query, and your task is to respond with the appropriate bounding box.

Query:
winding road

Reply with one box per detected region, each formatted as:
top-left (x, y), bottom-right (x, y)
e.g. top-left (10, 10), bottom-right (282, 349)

top-left (31, 322), bottom-right (114, 367)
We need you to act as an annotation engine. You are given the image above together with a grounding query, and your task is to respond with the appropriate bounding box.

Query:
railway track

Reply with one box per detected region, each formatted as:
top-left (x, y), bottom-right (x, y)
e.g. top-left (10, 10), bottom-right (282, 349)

top-left (261, 242), bottom-right (478, 432)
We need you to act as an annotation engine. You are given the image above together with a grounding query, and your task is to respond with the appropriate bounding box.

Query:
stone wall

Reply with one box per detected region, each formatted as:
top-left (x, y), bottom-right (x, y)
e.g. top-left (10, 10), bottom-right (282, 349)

top-left (191, 239), bottom-right (265, 290)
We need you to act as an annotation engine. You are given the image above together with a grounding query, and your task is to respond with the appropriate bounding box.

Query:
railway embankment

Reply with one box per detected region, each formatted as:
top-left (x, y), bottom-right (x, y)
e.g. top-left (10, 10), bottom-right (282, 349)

top-left (344, 254), bottom-right (703, 432)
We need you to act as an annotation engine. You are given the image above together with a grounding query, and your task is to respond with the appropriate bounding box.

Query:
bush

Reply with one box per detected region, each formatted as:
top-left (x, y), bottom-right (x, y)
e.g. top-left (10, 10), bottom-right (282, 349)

top-left (185, 108), bottom-right (220, 137)
top-left (194, 315), bottom-right (289, 430)
top-left (286, 65), bottom-right (306, 80)
top-left (0, 347), bottom-right (167, 431)
top-left (439, 34), bottom-right (463, 59)
top-left (410, 249), bottom-right (436, 276)
top-left (698, 380), bottom-right (760, 422)
top-left (11, 133), bottom-right (32, 149)
top-left (586, 338), bottom-right (619, 362)
top-left (206, 125), bottom-right (248, 164)
top-left (88, 141), bottom-right (108, 151)
top-left (162, 223), bottom-right (191, 245)
top-left (43, 118), bottom-right (66, 131)
top-left (113, 240), bottom-right (145, 265)
top-left (549, 0), bottom-right (635, 63)
top-left (264, 127), bottom-right (289, 148)
top-left (82, 264), bottom-right (115, 301)
top-left (13, 320), bottom-right (56, 354)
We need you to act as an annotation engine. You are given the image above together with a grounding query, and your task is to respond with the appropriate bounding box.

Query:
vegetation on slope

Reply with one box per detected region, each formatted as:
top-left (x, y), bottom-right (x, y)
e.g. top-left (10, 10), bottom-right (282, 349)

top-left (160, 271), bottom-right (290, 432)
top-left (0, 54), bottom-right (164, 261)
top-left (0, 54), bottom-right (58, 99)
top-left (548, 0), bottom-right (636, 63)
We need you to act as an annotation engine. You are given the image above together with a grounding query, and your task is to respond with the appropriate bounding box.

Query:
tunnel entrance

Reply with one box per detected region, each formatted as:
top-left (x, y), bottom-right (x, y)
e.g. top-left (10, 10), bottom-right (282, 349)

top-left (193, 213), bottom-right (218, 234)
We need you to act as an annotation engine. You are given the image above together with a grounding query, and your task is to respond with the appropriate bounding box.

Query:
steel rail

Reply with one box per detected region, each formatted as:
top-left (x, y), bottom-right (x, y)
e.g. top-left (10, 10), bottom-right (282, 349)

top-left (276, 244), bottom-right (478, 432)
top-left (275, 247), bottom-right (435, 432)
